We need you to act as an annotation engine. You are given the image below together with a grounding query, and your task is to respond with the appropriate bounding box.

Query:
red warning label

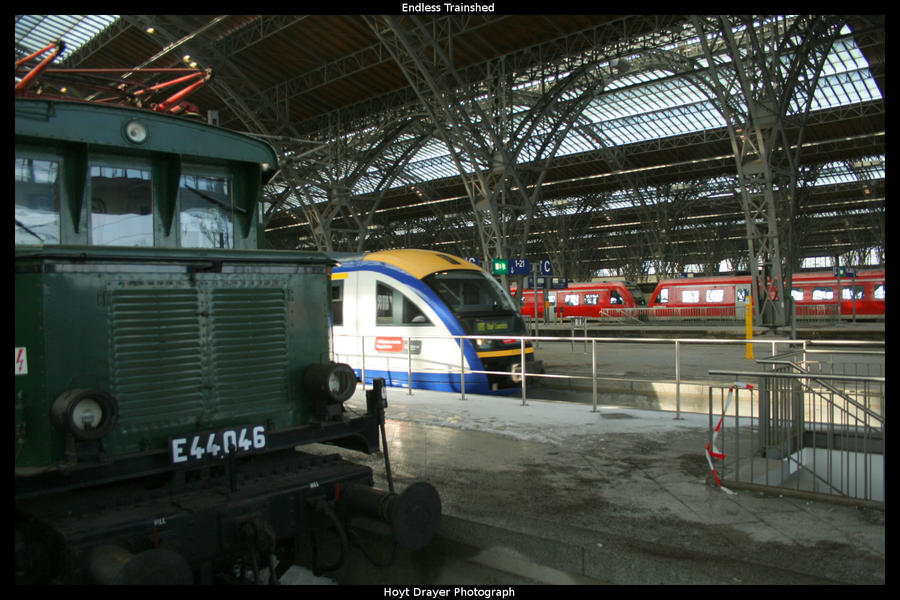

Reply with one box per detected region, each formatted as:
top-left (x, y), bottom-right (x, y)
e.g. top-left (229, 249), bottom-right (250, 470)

top-left (374, 337), bottom-right (405, 352)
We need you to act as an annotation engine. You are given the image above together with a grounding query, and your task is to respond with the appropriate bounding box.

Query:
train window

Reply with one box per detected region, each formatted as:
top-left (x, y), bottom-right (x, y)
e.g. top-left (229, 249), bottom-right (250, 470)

top-left (179, 173), bottom-right (233, 248)
top-left (331, 281), bottom-right (344, 326)
top-left (424, 270), bottom-right (518, 315)
top-left (791, 288), bottom-right (804, 302)
top-left (376, 282), bottom-right (431, 326)
top-left (841, 286), bottom-right (864, 300)
top-left (875, 284), bottom-right (885, 300)
top-left (585, 294), bottom-right (600, 306)
top-left (89, 164), bottom-right (153, 247)
top-left (706, 289), bottom-right (725, 303)
top-left (812, 287), bottom-right (834, 301)
top-left (610, 291), bottom-right (624, 305)
top-left (403, 298), bottom-right (430, 324)
top-left (15, 157), bottom-right (60, 245)
top-left (564, 294), bottom-right (579, 306)
top-left (656, 288), bottom-right (669, 303)
top-left (682, 290), bottom-right (700, 303)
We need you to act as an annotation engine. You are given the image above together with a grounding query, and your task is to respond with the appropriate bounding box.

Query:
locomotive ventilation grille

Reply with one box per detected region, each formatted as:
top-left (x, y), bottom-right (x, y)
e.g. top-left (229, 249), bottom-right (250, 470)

top-left (109, 284), bottom-right (289, 431)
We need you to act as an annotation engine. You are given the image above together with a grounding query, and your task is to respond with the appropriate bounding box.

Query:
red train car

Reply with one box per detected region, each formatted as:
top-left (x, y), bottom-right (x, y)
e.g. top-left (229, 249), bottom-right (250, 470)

top-left (514, 281), bottom-right (647, 320)
top-left (648, 270), bottom-right (885, 320)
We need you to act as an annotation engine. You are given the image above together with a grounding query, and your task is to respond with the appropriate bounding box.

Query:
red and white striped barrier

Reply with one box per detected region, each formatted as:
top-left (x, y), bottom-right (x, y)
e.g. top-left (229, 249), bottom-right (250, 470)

top-left (705, 383), bottom-right (754, 495)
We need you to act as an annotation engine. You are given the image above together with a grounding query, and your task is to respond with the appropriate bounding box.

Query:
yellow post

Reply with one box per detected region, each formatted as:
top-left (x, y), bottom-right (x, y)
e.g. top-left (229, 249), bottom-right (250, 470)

top-left (745, 295), bottom-right (755, 359)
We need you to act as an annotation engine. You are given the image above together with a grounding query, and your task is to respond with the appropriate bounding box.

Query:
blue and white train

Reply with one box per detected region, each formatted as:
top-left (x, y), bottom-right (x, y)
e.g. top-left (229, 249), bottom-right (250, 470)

top-left (330, 249), bottom-right (541, 394)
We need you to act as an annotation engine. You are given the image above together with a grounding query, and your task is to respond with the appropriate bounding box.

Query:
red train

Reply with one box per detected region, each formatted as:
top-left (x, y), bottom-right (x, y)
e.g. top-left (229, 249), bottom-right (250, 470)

top-left (511, 270), bottom-right (885, 321)
top-left (513, 281), bottom-right (648, 320)
top-left (648, 270), bottom-right (885, 320)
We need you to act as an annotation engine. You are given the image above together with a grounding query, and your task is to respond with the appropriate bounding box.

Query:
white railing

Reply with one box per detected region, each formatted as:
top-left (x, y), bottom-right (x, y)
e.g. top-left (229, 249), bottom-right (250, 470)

top-left (334, 333), bottom-right (883, 418)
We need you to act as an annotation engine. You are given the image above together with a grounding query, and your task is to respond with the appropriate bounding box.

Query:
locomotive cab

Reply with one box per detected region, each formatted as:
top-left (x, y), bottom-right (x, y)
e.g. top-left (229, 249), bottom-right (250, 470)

top-left (15, 97), bottom-right (441, 584)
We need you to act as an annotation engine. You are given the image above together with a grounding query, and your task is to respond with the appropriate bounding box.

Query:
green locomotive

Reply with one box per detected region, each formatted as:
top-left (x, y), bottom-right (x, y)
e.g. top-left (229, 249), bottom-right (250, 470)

top-left (15, 97), bottom-right (440, 583)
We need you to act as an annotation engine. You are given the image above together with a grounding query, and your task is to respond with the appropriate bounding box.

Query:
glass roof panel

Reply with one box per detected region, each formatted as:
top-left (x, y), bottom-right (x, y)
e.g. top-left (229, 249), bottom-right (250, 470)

top-left (16, 15), bottom-right (883, 208)
top-left (14, 15), bottom-right (119, 63)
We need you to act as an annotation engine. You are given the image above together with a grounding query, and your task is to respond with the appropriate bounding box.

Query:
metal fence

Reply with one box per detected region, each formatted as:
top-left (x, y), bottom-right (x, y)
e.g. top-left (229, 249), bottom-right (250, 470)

top-left (707, 349), bottom-right (884, 506)
top-left (335, 332), bottom-right (884, 506)
top-left (524, 303), bottom-right (858, 326)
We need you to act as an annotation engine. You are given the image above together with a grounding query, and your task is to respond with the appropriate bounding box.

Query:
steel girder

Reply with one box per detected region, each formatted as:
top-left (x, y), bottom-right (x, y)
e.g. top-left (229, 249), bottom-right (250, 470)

top-left (690, 15), bottom-right (848, 327)
top-left (363, 15), bottom-right (615, 288)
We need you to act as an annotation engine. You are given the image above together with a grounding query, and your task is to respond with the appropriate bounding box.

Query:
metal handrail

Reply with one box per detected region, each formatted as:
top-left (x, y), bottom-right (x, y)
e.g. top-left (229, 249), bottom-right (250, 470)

top-left (750, 359), bottom-right (884, 427)
top-left (334, 332), bottom-right (883, 417)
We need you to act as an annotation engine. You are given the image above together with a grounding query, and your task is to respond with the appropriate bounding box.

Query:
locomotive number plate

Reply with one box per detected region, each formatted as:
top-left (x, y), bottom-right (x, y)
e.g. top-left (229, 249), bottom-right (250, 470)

top-left (169, 425), bottom-right (266, 464)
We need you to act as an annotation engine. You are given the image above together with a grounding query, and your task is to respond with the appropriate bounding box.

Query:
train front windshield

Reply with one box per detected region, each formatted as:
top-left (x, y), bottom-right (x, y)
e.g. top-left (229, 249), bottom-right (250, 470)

top-left (423, 270), bottom-right (526, 337)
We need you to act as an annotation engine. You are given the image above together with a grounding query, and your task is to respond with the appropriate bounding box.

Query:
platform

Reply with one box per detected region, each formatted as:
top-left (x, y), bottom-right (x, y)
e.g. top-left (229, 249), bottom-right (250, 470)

top-left (303, 383), bottom-right (884, 585)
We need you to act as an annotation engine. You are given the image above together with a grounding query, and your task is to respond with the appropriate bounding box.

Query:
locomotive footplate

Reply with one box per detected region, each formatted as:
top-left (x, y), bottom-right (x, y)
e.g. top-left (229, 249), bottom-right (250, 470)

top-left (16, 451), bottom-right (375, 584)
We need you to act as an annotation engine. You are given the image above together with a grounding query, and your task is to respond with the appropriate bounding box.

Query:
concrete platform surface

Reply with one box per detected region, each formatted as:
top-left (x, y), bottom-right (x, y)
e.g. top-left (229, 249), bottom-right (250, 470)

top-left (312, 384), bottom-right (884, 585)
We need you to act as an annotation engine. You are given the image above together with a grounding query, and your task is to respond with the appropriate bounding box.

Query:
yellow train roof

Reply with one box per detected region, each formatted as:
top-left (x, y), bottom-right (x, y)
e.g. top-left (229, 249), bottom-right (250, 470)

top-left (363, 249), bottom-right (483, 279)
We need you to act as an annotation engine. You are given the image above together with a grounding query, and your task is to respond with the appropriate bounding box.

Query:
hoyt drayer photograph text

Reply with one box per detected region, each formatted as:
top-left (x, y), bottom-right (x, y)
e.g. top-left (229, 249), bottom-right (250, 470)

top-left (384, 587), bottom-right (515, 598)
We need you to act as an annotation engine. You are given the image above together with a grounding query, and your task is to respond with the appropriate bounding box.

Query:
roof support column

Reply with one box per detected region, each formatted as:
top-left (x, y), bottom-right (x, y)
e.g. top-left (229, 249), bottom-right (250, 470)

top-left (690, 15), bottom-right (846, 327)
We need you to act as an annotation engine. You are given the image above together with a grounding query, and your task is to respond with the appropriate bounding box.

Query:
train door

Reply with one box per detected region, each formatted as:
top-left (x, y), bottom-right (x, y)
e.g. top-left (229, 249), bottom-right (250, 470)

top-left (368, 274), bottom-right (446, 388)
top-left (331, 272), bottom-right (358, 369)
top-left (735, 283), bottom-right (752, 319)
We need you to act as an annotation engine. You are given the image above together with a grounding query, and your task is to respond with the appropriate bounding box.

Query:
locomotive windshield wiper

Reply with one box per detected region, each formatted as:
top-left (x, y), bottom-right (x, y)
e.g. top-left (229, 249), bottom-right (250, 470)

top-left (15, 219), bottom-right (44, 242)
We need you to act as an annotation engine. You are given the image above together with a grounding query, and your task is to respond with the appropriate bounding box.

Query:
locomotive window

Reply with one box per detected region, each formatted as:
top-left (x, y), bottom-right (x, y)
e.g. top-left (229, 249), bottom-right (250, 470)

top-left (875, 284), bottom-right (885, 300)
top-left (585, 294), bottom-right (600, 306)
top-left (331, 281), bottom-right (344, 326)
top-left (706, 289), bottom-right (725, 303)
top-left (812, 287), bottom-right (834, 301)
top-left (656, 288), bottom-right (669, 303)
top-left (610, 291), bottom-right (623, 305)
top-left (179, 173), bottom-right (233, 249)
top-left (424, 270), bottom-right (518, 315)
top-left (89, 164), bottom-right (153, 247)
top-left (376, 282), bottom-right (431, 326)
top-left (841, 286), bottom-right (864, 300)
top-left (791, 288), bottom-right (805, 302)
top-left (682, 290), bottom-right (700, 303)
top-left (15, 157), bottom-right (60, 245)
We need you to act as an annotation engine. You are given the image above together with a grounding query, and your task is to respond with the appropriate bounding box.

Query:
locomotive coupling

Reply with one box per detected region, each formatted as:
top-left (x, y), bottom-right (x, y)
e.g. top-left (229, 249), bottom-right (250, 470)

top-left (339, 481), bottom-right (442, 550)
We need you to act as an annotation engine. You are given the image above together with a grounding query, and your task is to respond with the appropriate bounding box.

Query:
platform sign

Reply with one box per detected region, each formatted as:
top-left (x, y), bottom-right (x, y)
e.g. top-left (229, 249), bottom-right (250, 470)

top-left (527, 276), bottom-right (548, 289)
top-left (491, 259), bottom-right (508, 275)
top-left (540, 259), bottom-right (553, 276)
top-left (509, 258), bottom-right (530, 275)
top-left (834, 266), bottom-right (856, 278)
top-left (466, 257), bottom-right (481, 267)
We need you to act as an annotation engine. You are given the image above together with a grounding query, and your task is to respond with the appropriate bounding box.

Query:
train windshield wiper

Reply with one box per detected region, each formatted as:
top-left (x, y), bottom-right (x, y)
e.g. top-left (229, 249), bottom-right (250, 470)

top-left (15, 219), bottom-right (44, 242)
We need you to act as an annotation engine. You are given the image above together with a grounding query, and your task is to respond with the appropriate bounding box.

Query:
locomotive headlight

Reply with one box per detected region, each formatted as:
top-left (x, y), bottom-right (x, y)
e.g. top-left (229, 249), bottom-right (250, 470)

top-left (304, 362), bottom-right (357, 404)
top-left (123, 119), bottom-right (149, 144)
top-left (51, 389), bottom-right (118, 440)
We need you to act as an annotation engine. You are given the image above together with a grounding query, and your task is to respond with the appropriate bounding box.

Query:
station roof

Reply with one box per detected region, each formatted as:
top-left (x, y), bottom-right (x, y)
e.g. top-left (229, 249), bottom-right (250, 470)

top-left (15, 15), bottom-right (885, 277)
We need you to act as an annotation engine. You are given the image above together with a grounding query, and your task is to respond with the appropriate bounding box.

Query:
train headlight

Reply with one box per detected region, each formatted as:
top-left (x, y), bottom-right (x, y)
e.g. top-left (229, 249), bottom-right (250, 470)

top-left (304, 362), bottom-right (357, 419)
top-left (50, 389), bottom-right (118, 440)
top-left (123, 120), bottom-right (149, 144)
